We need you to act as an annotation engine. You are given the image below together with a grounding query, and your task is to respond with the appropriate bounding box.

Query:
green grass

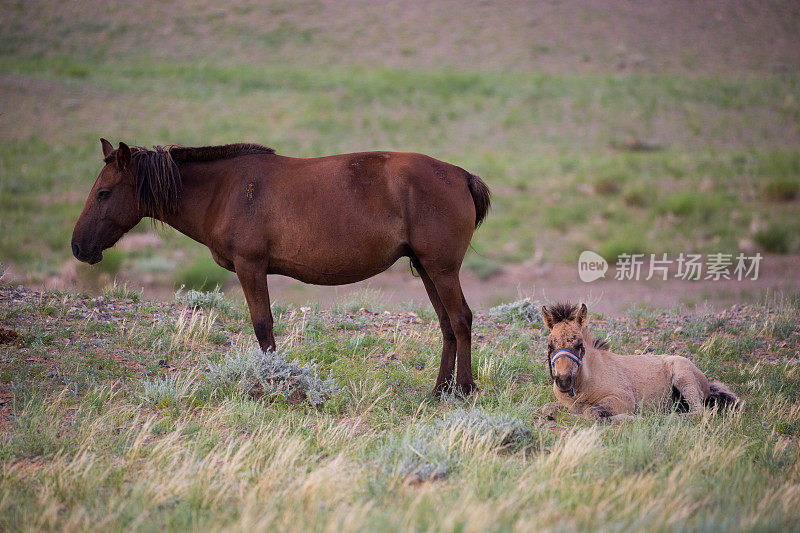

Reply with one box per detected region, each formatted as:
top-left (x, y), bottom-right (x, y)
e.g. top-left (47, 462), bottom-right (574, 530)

top-left (0, 285), bottom-right (799, 530)
top-left (2, 3), bottom-right (800, 284)
top-left (1, 56), bottom-right (800, 276)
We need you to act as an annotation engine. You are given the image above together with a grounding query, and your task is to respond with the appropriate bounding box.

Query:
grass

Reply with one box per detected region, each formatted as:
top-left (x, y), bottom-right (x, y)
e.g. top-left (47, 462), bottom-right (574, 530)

top-left (0, 283), bottom-right (799, 530)
top-left (1, 4), bottom-right (800, 528)
top-left (1, 60), bottom-right (799, 279)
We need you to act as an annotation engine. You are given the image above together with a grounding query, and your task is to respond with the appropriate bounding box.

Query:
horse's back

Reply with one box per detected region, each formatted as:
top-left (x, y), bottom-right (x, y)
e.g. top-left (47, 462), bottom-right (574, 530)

top-left (217, 151), bottom-right (478, 283)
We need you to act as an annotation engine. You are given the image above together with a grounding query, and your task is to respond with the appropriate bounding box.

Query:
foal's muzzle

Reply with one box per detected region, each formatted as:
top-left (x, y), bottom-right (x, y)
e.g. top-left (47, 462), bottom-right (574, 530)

top-left (555, 374), bottom-right (575, 397)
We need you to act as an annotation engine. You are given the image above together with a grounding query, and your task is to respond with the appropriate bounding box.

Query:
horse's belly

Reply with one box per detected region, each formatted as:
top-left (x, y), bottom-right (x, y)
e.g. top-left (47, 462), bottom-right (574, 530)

top-left (267, 244), bottom-right (406, 285)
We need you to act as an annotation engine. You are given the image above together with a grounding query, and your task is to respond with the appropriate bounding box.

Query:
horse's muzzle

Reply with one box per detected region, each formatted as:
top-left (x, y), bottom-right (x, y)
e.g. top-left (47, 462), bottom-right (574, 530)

top-left (71, 242), bottom-right (102, 264)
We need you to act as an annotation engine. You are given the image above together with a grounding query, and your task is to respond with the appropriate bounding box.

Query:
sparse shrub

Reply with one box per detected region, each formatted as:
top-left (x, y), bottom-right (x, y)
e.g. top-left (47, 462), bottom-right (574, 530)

top-left (437, 408), bottom-right (532, 450)
top-left (375, 425), bottom-right (454, 484)
top-left (477, 353), bottom-right (514, 390)
top-left (754, 225), bottom-right (790, 254)
top-left (763, 178), bottom-right (799, 202)
top-left (699, 333), bottom-right (762, 363)
top-left (174, 286), bottom-right (233, 314)
top-left (332, 288), bottom-right (385, 314)
top-left (594, 174), bottom-right (622, 195)
top-left (464, 253), bottom-right (502, 280)
top-left (656, 191), bottom-right (698, 216)
top-left (174, 256), bottom-right (229, 291)
top-left (488, 298), bottom-right (542, 325)
top-left (598, 230), bottom-right (647, 262)
top-left (758, 313), bottom-right (796, 340)
top-left (104, 281), bottom-right (142, 302)
top-left (206, 345), bottom-right (339, 405)
top-left (139, 373), bottom-right (199, 408)
top-left (374, 408), bottom-right (532, 484)
top-left (623, 184), bottom-right (650, 207)
top-left (171, 308), bottom-right (218, 347)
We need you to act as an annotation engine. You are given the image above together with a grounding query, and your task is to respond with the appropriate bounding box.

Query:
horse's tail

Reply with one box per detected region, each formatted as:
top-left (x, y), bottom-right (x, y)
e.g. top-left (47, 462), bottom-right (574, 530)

top-left (466, 172), bottom-right (491, 228)
top-left (705, 380), bottom-right (741, 411)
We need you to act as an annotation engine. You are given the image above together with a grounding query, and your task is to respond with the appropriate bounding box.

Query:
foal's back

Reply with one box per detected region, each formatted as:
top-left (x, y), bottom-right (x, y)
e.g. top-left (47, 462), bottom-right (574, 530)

top-left (593, 350), bottom-right (680, 406)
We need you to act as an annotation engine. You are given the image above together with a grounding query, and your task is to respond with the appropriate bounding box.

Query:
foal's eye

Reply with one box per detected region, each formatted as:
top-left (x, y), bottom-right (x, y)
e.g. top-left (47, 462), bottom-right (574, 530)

top-left (97, 190), bottom-right (111, 200)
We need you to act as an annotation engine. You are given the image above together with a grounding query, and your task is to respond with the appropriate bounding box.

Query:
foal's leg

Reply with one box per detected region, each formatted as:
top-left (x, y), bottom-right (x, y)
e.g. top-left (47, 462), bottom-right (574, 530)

top-left (427, 269), bottom-right (476, 395)
top-left (235, 261), bottom-right (276, 352)
top-left (669, 358), bottom-right (710, 416)
top-left (417, 266), bottom-right (457, 394)
top-left (584, 396), bottom-right (635, 423)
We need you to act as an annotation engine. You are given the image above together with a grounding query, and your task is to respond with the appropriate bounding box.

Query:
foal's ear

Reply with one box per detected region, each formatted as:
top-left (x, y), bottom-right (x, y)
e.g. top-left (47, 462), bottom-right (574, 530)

top-left (576, 302), bottom-right (588, 326)
top-left (100, 138), bottom-right (114, 158)
top-left (541, 306), bottom-right (554, 330)
top-left (116, 142), bottom-right (131, 170)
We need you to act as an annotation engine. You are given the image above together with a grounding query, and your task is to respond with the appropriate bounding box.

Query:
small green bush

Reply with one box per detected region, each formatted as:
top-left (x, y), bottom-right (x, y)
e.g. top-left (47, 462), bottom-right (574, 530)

top-left (139, 373), bottom-right (199, 408)
top-left (206, 345), bottom-right (340, 405)
top-left (754, 225), bottom-right (790, 254)
top-left (174, 286), bottom-right (233, 314)
top-left (763, 178), bottom-right (799, 202)
top-left (623, 184), bottom-right (650, 207)
top-left (464, 253), bottom-right (502, 280)
top-left (594, 175), bottom-right (622, 195)
top-left (373, 408), bottom-right (533, 484)
top-left (488, 298), bottom-right (542, 325)
top-left (174, 256), bottom-right (230, 291)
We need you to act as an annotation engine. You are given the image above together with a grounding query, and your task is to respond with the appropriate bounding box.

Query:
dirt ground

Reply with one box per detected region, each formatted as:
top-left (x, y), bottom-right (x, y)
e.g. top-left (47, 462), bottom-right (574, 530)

top-left (255, 255), bottom-right (800, 315)
top-left (34, 254), bottom-right (791, 317)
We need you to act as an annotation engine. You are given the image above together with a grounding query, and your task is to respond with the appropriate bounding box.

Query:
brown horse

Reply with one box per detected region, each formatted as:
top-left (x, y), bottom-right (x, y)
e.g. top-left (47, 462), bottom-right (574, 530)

top-left (72, 139), bottom-right (490, 394)
top-left (540, 302), bottom-right (739, 421)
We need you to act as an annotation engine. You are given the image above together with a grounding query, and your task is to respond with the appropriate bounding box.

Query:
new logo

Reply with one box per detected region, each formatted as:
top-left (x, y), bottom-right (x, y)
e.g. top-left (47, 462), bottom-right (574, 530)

top-left (578, 251), bottom-right (608, 282)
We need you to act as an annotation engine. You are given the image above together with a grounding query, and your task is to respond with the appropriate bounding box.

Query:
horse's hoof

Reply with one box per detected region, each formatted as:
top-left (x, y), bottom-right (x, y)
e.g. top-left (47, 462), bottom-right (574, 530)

top-left (454, 382), bottom-right (479, 396)
top-left (432, 382), bottom-right (453, 397)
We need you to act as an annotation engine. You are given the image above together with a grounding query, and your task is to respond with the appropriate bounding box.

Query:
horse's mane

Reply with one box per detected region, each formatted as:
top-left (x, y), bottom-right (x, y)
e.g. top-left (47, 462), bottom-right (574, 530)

top-left (103, 143), bottom-right (275, 219)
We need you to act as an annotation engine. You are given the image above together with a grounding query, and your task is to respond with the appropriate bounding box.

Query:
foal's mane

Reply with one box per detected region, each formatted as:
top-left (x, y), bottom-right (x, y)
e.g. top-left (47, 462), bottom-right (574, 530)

top-left (545, 301), bottom-right (610, 351)
top-left (546, 302), bottom-right (580, 325)
top-left (103, 143), bottom-right (275, 219)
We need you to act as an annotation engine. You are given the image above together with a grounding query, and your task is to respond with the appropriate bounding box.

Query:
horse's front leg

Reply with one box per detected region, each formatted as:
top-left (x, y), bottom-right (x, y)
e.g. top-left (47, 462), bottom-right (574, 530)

top-left (235, 260), bottom-right (276, 352)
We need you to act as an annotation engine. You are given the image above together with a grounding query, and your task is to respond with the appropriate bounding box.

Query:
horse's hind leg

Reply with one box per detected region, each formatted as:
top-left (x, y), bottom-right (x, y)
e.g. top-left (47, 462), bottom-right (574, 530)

top-left (417, 266), bottom-right (457, 393)
top-left (424, 268), bottom-right (476, 395)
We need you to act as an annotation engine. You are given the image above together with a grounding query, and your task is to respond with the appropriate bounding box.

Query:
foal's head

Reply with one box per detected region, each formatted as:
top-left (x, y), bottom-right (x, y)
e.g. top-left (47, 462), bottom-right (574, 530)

top-left (541, 302), bottom-right (588, 397)
top-left (71, 139), bottom-right (180, 264)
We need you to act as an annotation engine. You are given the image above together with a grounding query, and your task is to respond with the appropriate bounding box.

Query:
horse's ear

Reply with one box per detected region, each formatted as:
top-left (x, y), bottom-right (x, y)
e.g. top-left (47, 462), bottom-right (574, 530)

top-left (100, 138), bottom-right (113, 158)
top-left (116, 142), bottom-right (131, 170)
top-left (541, 306), bottom-right (554, 330)
top-left (576, 302), bottom-right (588, 326)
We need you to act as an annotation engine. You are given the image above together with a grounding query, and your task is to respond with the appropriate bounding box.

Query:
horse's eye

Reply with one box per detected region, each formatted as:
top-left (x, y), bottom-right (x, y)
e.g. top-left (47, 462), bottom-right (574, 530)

top-left (97, 189), bottom-right (111, 200)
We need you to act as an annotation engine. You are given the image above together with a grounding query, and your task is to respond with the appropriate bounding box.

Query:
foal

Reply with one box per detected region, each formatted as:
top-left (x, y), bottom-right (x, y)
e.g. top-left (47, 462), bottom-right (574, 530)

top-left (540, 302), bottom-right (739, 421)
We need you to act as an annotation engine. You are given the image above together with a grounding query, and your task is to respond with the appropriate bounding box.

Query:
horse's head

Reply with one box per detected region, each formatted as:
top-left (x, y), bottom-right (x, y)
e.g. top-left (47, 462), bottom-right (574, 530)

top-left (71, 139), bottom-right (144, 264)
top-left (541, 302), bottom-right (588, 397)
